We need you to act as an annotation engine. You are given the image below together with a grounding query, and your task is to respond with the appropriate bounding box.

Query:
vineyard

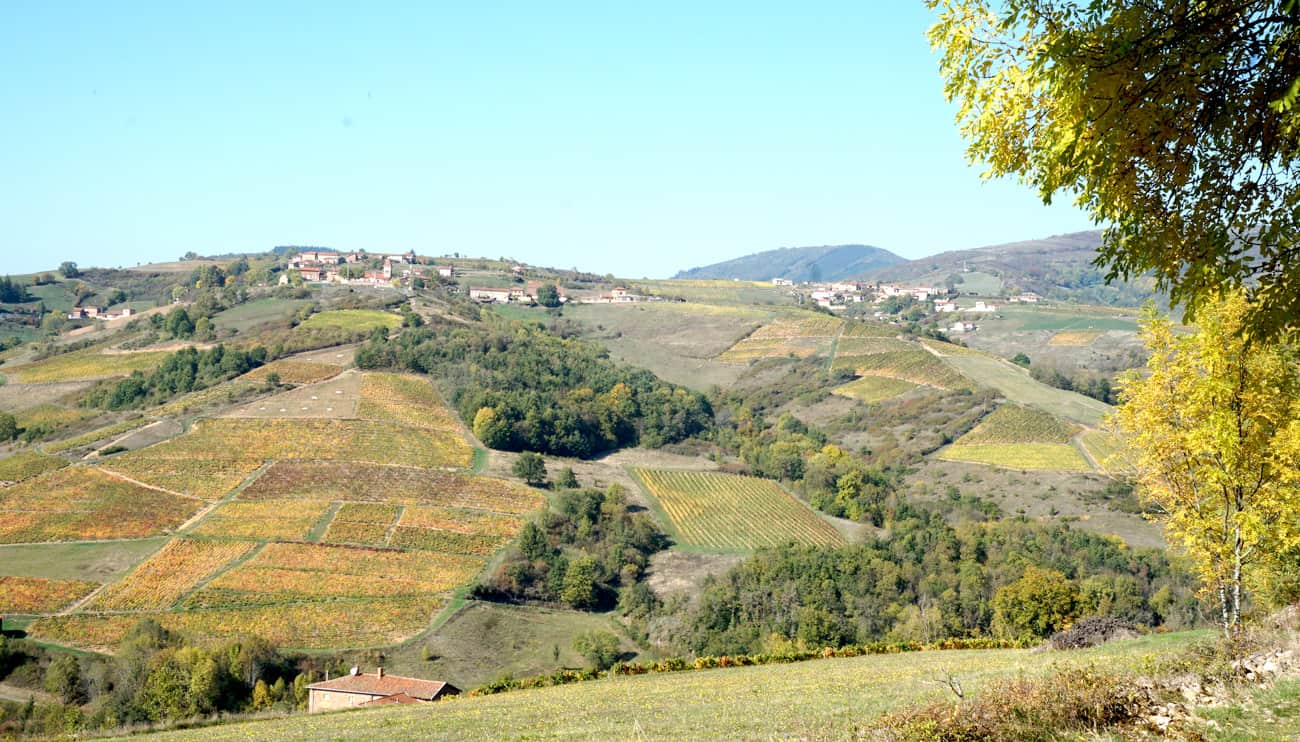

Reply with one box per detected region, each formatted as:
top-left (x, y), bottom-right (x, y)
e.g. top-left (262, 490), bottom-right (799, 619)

top-left (239, 461), bottom-right (542, 512)
top-left (1048, 330), bottom-right (1105, 346)
top-left (839, 321), bottom-right (899, 337)
top-left (4, 346), bottom-right (171, 383)
top-left (936, 443), bottom-right (1093, 471)
top-left (15, 404), bottom-right (97, 432)
top-left (99, 453), bottom-right (267, 501)
top-left (296, 309), bottom-right (402, 332)
top-left (122, 417), bottom-right (472, 469)
top-left (151, 380), bottom-right (261, 417)
top-left (0, 576), bottom-right (98, 614)
top-left (0, 467), bottom-right (202, 543)
top-left (718, 314), bottom-right (842, 362)
top-left (184, 542), bottom-right (480, 608)
top-left (189, 500), bottom-right (332, 541)
top-left (831, 350), bottom-right (972, 391)
top-left (356, 372), bottom-right (468, 436)
top-left (955, 405), bottom-right (1079, 445)
top-left (832, 376), bottom-right (917, 403)
top-left (0, 450), bottom-right (68, 482)
top-left (29, 595), bottom-right (440, 651)
top-left (833, 337), bottom-right (913, 356)
top-left (89, 539), bottom-right (257, 611)
top-left (633, 469), bottom-right (844, 551)
top-left (240, 359), bottom-right (343, 385)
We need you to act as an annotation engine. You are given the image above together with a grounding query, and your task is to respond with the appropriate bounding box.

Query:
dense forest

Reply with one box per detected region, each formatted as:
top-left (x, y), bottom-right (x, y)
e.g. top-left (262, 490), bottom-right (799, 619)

top-left (355, 321), bottom-right (713, 457)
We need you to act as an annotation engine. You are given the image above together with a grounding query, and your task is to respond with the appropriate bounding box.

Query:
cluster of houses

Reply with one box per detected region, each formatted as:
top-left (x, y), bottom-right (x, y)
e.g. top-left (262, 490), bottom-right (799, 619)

top-left (773, 277), bottom-right (1044, 323)
top-left (67, 305), bottom-right (136, 321)
top-left (285, 250), bottom-right (455, 288)
top-left (467, 284), bottom-right (655, 305)
top-left (468, 281), bottom-right (569, 305)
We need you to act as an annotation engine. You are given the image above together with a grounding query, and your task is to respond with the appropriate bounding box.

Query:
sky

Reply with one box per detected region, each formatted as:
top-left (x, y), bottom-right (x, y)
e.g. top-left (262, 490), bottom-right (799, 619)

top-left (0, 2), bottom-right (1095, 278)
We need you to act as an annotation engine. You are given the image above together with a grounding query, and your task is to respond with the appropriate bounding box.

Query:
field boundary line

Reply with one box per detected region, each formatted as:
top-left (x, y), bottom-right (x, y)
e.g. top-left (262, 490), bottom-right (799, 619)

top-left (59, 583), bottom-right (111, 616)
top-left (1072, 430), bottom-right (1103, 473)
top-left (91, 466), bottom-right (206, 502)
top-left (173, 541), bottom-right (269, 608)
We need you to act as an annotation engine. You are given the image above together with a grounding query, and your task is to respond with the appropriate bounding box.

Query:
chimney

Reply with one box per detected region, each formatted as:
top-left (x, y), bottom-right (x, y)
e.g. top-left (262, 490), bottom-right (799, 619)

top-left (377, 667), bottom-right (384, 678)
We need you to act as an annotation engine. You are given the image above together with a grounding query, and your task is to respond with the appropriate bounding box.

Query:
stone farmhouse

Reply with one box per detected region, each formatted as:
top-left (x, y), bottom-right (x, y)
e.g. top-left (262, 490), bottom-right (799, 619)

top-left (306, 668), bottom-right (459, 712)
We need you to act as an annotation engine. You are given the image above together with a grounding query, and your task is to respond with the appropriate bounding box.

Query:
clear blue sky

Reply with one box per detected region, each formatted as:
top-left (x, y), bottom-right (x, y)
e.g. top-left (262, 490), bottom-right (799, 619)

top-left (0, 2), bottom-right (1094, 277)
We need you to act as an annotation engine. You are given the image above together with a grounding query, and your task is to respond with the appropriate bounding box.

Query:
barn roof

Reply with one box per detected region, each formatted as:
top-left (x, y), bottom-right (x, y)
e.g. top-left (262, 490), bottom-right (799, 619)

top-left (307, 671), bottom-right (456, 700)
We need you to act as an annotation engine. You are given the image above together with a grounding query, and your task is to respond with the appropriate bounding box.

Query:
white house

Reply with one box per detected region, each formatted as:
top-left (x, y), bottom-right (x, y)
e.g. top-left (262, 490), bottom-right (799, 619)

top-left (934, 299), bottom-right (958, 313)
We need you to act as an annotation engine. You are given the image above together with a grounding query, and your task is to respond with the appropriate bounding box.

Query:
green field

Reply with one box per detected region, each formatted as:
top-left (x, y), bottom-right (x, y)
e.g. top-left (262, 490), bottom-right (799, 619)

top-left (936, 442), bottom-right (1093, 471)
top-left (563, 302), bottom-right (772, 391)
top-left (941, 353), bottom-right (1112, 426)
top-left (634, 469), bottom-right (844, 552)
top-left (141, 632), bottom-right (1202, 741)
top-left (212, 297), bottom-right (312, 331)
top-left (999, 305), bottom-right (1139, 332)
top-left (832, 375), bottom-right (917, 403)
top-left (628, 279), bottom-right (791, 306)
top-left (297, 309), bottom-right (401, 332)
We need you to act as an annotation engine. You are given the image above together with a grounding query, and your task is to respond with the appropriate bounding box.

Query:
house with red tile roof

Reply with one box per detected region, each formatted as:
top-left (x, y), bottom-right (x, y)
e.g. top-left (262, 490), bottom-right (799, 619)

top-left (306, 668), bottom-right (459, 712)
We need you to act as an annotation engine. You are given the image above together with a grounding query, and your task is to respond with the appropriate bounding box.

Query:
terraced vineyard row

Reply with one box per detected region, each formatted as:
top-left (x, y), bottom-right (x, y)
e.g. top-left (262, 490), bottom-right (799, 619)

top-left (831, 350), bottom-right (971, 391)
top-left (0, 467), bottom-right (202, 544)
top-left (90, 539), bottom-right (257, 611)
top-left (239, 461), bottom-right (542, 512)
top-left (956, 404), bottom-right (1079, 445)
top-left (30, 596), bottom-right (439, 652)
top-left (0, 576), bottom-right (99, 614)
top-left (634, 469), bottom-right (843, 551)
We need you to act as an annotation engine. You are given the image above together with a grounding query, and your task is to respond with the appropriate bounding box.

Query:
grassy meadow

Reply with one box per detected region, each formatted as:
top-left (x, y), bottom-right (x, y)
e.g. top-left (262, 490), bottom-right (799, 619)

top-left (142, 632), bottom-right (1205, 741)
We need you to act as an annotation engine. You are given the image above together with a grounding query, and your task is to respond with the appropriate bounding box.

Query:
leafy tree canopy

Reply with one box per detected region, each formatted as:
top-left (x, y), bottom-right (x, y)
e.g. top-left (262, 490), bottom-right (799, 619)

top-left (929, 1), bottom-right (1300, 336)
top-left (1115, 291), bottom-right (1300, 634)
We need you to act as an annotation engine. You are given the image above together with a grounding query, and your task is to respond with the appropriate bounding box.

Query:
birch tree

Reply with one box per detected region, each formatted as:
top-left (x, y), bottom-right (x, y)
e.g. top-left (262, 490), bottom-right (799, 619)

top-left (1115, 292), bottom-right (1300, 634)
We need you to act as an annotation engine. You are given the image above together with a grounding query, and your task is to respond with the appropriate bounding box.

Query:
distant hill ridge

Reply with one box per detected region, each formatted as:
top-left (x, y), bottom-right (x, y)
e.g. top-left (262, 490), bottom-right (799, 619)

top-left (673, 244), bottom-right (906, 283)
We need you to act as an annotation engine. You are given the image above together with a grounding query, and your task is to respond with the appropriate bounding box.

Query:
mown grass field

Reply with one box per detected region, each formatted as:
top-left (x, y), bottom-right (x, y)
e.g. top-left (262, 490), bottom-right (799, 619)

top-left (634, 469), bottom-right (843, 551)
top-left (936, 442), bottom-right (1093, 471)
top-left (553, 302), bottom-right (770, 391)
top-left (297, 308), bottom-right (401, 332)
top-left (142, 632), bottom-right (1203, 741)
top-left (942, 353), bottom-right (1112, 426)
top-left (210, 298), bottom-right (312, 332)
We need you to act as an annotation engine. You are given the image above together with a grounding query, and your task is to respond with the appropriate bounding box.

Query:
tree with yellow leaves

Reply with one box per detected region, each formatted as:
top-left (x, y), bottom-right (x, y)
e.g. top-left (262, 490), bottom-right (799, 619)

top-left (927, 1), bottom-right (1300, 338)
top-left (1115, 292), bottom-right (1300, 634)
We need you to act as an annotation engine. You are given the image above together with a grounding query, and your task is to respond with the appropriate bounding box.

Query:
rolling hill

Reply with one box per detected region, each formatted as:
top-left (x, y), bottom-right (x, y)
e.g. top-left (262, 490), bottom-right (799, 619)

top-left (673, 244), bottom-right (906, 282)
top-left (862, 230), bottom-right (1162, 306)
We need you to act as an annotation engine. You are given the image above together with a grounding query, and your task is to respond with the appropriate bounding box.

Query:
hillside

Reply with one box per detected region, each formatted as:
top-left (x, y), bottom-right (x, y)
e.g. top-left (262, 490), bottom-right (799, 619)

top-left (863, 230), bottom-right (1162, 306)
top-left (142, 633), bottom-right (1202, 740)
top-left (673, 244), bottom-right (906, 282)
